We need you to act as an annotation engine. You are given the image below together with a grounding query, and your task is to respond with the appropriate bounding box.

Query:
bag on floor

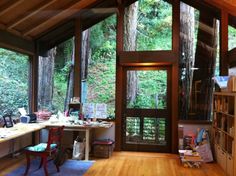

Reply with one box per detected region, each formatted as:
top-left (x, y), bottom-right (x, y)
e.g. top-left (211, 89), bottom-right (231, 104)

top-left (196, 143), bottom-right (213, 163)
top-left (72, 138), bottom-right (85, 160)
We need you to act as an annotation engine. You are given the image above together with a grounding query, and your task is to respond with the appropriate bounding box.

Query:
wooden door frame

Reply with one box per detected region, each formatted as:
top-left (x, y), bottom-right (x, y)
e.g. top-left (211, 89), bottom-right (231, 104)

top-left (121, 66), bottom-right (172, 152)
top-left (115, 0), bottom-right (179, 153)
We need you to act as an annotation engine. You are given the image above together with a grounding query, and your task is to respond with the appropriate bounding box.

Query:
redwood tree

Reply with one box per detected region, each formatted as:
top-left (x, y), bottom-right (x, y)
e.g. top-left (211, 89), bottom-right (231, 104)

top-left (179, 3), bottom-right (195, 119)
top-left (124, 2), bottom-right (138, 105)
top-left (38, 48), bottom-right (56, 110)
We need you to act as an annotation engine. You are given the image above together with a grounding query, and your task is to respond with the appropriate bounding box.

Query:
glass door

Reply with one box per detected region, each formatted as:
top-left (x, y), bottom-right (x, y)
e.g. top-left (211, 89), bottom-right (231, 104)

top-left (122, 66), bottom-right (171, 152)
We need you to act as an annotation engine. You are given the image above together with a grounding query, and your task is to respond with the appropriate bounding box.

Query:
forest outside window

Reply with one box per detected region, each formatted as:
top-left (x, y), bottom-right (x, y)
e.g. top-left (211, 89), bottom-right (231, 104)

top-left (228, 22), bottom-right (236, 75)
top-left (81, 15), bottom-right (116, 119)
top-left (228, 24), bottom-right (236, 51)
top-left (126, 70), bottom-right (167, 109)
top-left (0, 48), bottom-right (30, 117)
top-left (38, 38), bottom-right (74, 113)
top-left (179, 2), bottom-right (220, 121)
top-left (37, 15), bottom-right (117, 119)
top-left (124, 0), bottom-right (172, 51)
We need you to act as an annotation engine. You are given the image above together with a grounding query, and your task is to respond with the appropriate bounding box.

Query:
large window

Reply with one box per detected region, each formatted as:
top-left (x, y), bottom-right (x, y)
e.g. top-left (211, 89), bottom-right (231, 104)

top-left (228, 24), bottom-right (236, 75)
top-left (0, 48), bottom-right (30, 117)
top-left (179, 2), bottom-right (219, 120)
top-left (81, 15), bottom-right (117, 118)
top-left (126, 70), bottom-right (167, 109)
top-left (124, 0), bottom-right (172, 51)
top-left (38, 39), bottom-right (74, 113)
top-left (228, 25), bottom-right (236, 51)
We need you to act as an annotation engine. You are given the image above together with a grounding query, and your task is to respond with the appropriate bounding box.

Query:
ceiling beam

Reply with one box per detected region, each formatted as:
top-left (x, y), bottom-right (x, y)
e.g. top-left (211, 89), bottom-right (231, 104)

top-left (23, 0), bottom-right (98, 37)
top-left (7, 0), bottom-right (58, 30)
top-left (0, 29), bottom-right (35, 55)
top-left (204, 0), bottom-right (236, 16)
top-left (37, 20), bottom-right (75, 55)
top-left (0, 0), bottom-right (25, 16)
top-left (0, 22), bottom-right (32, 40)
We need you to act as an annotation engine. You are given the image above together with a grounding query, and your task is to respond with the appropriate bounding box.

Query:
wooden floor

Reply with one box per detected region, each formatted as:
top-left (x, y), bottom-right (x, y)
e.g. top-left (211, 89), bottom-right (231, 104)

top-left (0, 152), bottom-right (225, 176)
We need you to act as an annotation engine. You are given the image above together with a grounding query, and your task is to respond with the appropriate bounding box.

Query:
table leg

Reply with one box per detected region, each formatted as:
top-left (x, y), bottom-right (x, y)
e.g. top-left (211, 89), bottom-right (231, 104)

top-left (9, 139), bottom-right (15, 157)
top-left (85, 129), bottom-right (90, 160)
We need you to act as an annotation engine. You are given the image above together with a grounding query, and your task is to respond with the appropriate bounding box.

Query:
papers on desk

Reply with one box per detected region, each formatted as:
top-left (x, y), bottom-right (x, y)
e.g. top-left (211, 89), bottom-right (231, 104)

top-left (85, 121), bottom-right (112, 128)
top-left (0, 128), bottom-right (18, 138)
top-left (83, 103), bottom-right (107, 119)
top-left (18, 107), bottom-right (27, 116)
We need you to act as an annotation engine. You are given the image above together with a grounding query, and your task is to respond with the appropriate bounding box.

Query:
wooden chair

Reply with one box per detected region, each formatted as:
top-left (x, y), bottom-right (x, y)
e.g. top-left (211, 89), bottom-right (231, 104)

top-left (24, 126), bottom-right (64, 176)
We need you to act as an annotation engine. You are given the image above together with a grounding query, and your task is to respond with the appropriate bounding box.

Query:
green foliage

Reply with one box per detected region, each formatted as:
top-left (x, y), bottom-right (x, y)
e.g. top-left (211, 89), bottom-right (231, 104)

top-left (90, 15), bottom-right (116, 64)
top-left (127, 70), bottom-right (167, 109)
top-left (137, 0), bottom-right (172, 50)
top-left (53, 69), bottom-right (69, 111)
top-left (229, 25), bottom-right (236, 50)
top-left (0, 48), bottom-right (29, 116)
top-left (87, 15), bottom-right (117, 118)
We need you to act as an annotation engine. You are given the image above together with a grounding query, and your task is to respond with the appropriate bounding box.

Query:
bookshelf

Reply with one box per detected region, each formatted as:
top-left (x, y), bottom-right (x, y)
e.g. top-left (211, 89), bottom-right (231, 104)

top-left (212, 92), bottom-right (235, 176)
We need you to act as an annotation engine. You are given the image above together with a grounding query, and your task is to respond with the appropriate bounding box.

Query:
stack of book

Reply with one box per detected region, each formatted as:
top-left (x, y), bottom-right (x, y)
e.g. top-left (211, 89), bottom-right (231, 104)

top-left (179, 150), bottom-right (203, 168)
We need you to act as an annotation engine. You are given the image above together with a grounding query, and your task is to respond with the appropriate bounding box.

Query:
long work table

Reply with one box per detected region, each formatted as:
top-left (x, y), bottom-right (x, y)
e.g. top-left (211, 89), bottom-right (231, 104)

top-left (0, 120), bottom-right (113, 160)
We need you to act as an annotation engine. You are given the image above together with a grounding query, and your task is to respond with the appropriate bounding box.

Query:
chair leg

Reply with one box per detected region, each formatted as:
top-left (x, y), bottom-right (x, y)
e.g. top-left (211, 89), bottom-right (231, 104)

top-left (38, 157), bottom-right (43, 169)
top-left (55, 163), bottom-right (60, 172)
top-left (24, 154), bottom-right (30, 176)
top-left (43, 157), bottom-right (49, 176)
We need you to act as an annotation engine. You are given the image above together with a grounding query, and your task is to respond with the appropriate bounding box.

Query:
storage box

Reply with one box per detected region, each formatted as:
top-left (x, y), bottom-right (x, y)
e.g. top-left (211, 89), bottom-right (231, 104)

top-left (93, 140), bottom-right (114, 158)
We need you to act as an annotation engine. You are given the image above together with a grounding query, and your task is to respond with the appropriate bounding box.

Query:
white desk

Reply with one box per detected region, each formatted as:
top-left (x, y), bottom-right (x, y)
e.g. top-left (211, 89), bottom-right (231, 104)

top-left (41, 121), bottom-right (113, 160)
top-left (0, 121), bottom-right (113, 160)
top-left (0, 123), bottom-right (45, 156)
top-left (0, 123), bottom-right (45, 144)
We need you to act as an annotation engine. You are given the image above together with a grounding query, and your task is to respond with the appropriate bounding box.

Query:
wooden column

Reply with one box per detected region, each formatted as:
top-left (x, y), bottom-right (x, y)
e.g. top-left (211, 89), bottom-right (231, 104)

top-left (30, 52), bottom-right (38, 113)
top-left (171, 0), bottom-right (180, 153)
top-left (220, 10), bottom-right (228, 75)
top-left (115, 1), bottom-right (125, 151)
top-left (74, 19), bottom-right (82, 98)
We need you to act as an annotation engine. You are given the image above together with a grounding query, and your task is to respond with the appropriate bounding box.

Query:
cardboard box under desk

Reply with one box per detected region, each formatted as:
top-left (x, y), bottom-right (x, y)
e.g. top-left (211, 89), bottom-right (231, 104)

top-left (93, 140), bottom-right (114, 158)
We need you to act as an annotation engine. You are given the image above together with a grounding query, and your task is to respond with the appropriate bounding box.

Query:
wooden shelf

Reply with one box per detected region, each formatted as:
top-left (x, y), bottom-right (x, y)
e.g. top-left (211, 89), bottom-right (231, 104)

top-left (212, 92), bottom-right (235, 176)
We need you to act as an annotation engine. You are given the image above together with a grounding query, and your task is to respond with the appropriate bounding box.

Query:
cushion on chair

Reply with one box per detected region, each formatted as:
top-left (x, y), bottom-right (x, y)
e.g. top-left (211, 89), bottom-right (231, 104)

top-left (26, 143), bottom-right (57, 152)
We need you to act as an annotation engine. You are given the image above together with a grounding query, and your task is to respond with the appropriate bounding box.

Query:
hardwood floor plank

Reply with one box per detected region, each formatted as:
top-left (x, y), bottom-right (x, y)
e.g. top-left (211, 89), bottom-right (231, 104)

top-left (85, 152), bottom-right (225, 176)
top-left (0, 151), bottom-right (225, 176)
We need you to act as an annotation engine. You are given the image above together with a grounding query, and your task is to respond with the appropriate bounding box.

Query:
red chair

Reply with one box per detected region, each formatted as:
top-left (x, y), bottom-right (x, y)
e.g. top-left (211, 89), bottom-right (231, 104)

top-left (24, 126), bottom-right (64, 176)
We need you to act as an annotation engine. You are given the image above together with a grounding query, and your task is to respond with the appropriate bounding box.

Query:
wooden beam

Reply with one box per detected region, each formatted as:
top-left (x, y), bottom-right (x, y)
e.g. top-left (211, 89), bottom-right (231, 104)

top-left (0, 22), bottom-right (32, 40)
top-left (29, 53), bottom-right (39, 113)
top-left (115, 2), bottom-right (125, 151)
top-left (37, 20), bottom-right (75, 55)
top-left (7, 0), bottom-right (58, 30)
top-left (23, 0), bottom-right (98, 37)
top-left (220, 10), bottom-right (229, 75)
top-left (0, 0), bottom-right (25, 16)
top-left (204, 0), bottom-right (236, 16)
top-left (0, 29), bottom-right (35, 55)
top-left (74, 19), bottom-right (82, 98)
top-left (171, 0), bottom-right (180, 154)
top-left (228, 48), bottom-right (236, 67)
top-left (181, 0), bottom-right (220, 18)
top-left (119, 51), bottom-right (176, 65)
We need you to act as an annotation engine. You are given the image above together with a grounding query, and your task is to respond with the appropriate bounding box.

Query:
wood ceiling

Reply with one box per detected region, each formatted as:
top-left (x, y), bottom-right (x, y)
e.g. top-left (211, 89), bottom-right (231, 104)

top-left (0, 0), bottom-right (120, 41)
top-left (0, 0), bottom-right (236, 54)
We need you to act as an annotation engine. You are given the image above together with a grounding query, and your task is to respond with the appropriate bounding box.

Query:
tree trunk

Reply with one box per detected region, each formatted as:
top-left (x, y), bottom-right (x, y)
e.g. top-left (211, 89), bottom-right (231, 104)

top-left (124, 2), bottom-right (138, 105)
top-left (81, 29), bottom-right (90, 80)
top-left (179, 3), bottom-right (195, 119)
top-left (38, 48), bottom-right (56, 110)
top-left (64, 38), bottom-right (75, 111)
top-left (193, 11), bottom-right (218, 120)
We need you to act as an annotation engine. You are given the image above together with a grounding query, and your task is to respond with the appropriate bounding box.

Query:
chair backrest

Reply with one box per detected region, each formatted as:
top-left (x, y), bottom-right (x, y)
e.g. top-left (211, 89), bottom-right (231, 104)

top-left (46, 126), bottom-right (64, 151)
